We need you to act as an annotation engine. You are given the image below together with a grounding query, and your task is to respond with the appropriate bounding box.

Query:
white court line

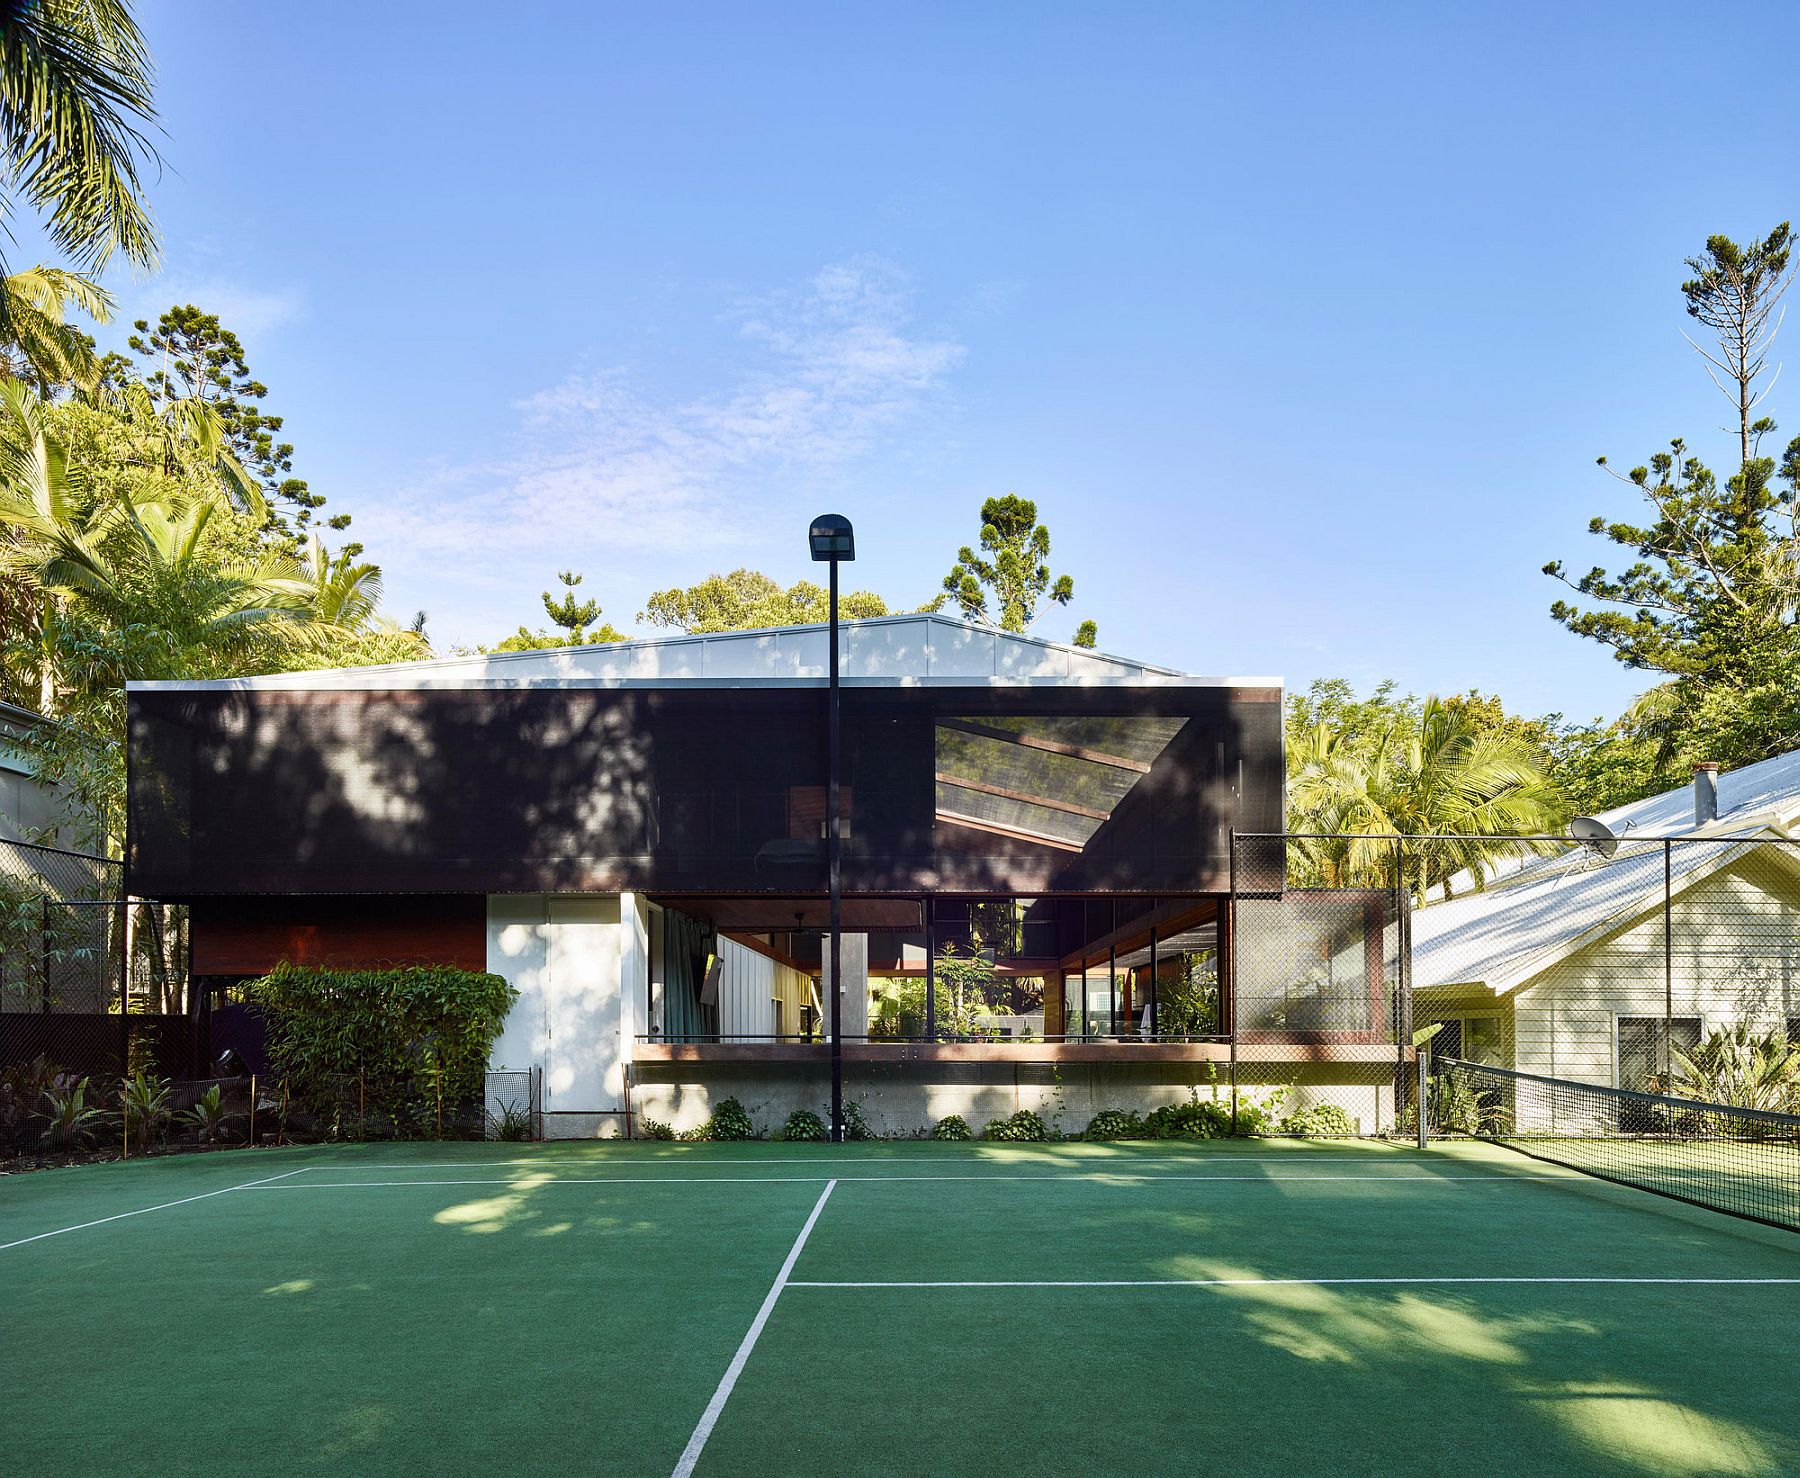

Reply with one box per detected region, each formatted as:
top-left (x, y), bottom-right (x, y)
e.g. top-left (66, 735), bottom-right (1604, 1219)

top-left (327, 1154), bottom-right (1412, 1170)
top-left (0, 1166), bottom-right (310, 1253)
top-left (671, 1179), bottom-right (838, 1478)
top-left (240, 1172), bottom-right (1518, 1189)
top-left (788, 1276), bottom-right (1800, 1288)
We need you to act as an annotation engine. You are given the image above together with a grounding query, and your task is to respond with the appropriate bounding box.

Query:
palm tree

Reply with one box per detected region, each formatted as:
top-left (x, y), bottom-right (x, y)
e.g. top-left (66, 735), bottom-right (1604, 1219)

top-left (0, 0), bottom-right (160, 281)
top-left (0, 380), bottom-right (307, 712)
top-left (1286, 697), bottom-right (1563, 897)
top-left (0, 265), bottom-right (113, 391)
top-left (291, 534), bottom-right (385, 629)
top-left (1671, 1022), bottom-right (1800, 1112)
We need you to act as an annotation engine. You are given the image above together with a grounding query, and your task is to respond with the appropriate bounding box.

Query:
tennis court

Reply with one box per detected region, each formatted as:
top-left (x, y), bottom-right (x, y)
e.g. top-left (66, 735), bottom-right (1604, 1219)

top-left (4, 1137), bottom-right (1797, 1476)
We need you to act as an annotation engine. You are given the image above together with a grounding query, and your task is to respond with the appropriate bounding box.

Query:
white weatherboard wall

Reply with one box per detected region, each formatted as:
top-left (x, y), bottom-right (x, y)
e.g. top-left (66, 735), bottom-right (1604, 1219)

top-left (716, 936), bottom-right (811, 1039)
top-left (487, 895), bottom-right (629, 1138)
top-left (819, 933), bottom-right (869, 1038)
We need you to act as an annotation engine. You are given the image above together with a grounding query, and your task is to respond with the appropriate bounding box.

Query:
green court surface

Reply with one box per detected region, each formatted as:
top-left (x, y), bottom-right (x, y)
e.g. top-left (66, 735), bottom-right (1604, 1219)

top-left (4, 1138), bottom-right (1797, 1476)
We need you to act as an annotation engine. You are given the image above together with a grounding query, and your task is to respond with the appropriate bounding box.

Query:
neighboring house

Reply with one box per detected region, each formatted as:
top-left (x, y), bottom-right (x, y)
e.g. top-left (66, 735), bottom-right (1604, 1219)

top-left (117, 613), bottom-right (1405, 1136)
top-left (0, 700), bottom-right (71, 849)
top-left (1412, 756), bottom-right (1800, 1108)
top-left (1, 699), bottom-right (105, 888)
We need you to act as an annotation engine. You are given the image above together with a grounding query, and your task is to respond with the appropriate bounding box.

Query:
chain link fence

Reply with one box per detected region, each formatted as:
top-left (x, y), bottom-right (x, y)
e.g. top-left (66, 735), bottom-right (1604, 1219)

top-left (1227, 829), bottom-right (1800, 1135)
top-left (1397, 833), bottom-right (1800, 1106)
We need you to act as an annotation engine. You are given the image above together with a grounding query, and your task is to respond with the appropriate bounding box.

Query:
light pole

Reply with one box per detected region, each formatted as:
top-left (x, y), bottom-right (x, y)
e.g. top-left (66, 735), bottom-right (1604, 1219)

top-left (808, 513), bottom-right (854, 1142)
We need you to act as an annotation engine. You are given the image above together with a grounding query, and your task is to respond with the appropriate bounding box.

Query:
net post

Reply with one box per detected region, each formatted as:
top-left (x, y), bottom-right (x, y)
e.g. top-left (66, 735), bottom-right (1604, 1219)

top-left (1416, 1048), bottom-right (1427, 1151)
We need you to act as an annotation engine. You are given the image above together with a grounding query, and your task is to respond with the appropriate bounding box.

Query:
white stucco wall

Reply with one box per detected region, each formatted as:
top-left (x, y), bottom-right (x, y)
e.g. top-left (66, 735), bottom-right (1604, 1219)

top-left (487, 894), bottom-right (627, 1138)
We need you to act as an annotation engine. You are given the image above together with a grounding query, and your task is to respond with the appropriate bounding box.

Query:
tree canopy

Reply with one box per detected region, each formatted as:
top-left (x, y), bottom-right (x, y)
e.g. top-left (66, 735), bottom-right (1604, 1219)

top-left (1545, 224), bottom-right (1800, 799)
top-left (0, 0), bottom-right (160, 280)
top-left (490, 570), bottom-right (628, 651)
top-left (639, 567), bottom-right (894, 634)
top-left (1284, 680), bottom-right (1565, 895)
top-left (123, 305), bottom-right (338, 536)
top-left (941, 494), bottom-right (1096, 647)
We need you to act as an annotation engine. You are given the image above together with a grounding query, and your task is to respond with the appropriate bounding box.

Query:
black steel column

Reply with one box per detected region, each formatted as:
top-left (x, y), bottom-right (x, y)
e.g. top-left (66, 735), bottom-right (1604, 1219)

top-left (923, 897), bottom-right (935, 1041)
top-left (828, 557), bottom-right (844, 1142)
top-left (1227, 830), bottom-right (1239, 1134)
top-left (1147, 921), bottom-right (1159, 1039)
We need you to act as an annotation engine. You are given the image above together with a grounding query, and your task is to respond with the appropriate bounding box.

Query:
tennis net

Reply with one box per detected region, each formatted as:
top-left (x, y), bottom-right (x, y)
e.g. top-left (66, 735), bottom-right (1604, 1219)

top-left (1429, 1057), bottom-right (1800, 1233)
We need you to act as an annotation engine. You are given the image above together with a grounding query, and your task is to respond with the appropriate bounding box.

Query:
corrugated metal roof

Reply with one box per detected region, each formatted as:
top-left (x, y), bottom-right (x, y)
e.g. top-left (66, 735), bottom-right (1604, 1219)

top-left (1410, 838), bottom-right (1750, 995)
top-left (126, 612), bottom-right (1278, 692)
top-left (1413, 747), bottom-right (1800, 995)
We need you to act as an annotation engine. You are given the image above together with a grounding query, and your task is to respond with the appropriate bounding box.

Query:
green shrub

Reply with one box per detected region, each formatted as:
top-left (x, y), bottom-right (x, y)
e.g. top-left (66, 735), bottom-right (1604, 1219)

top-left (1, 1055), bottom-right (61, 1136)
top-left (708, 1097), bottom-right (756, 1141)
top-left (639, 1117), bottom-right (675, 1141)
top-left (40, 1077), bottom-right (103, 1149)
top-left (842, 1098), bottom-right (874, 1141)
top-left (983, 1109), bottom-right (1048, 1142)
top-left (179, 1084), bottom-right (239, 1144)
top-left (245, 964), bottom-right (516, 1138)
top-left (1085, 1109), bottom-right (1145, 1140)
top-left (123, 1071), bottom-right (172, 1151)
top-left (1144, 1099), bottom-right (1232, 1139)
top-left (1281, 1103), bottom-right (1355, 1137)
top-left (781, 1109), bottom-right (827, 1142)
top-left (486, 1101), bottom-right (534, 1141)
top-left (930, 1114), bottom-right (972, 1141)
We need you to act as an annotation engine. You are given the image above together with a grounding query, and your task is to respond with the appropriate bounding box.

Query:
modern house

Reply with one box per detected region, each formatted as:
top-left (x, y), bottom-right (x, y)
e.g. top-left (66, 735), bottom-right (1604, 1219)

top-left (1412, 756), bottom-right (1800, 1103)
top-left (125, 613), bottom-right (1404, 1136)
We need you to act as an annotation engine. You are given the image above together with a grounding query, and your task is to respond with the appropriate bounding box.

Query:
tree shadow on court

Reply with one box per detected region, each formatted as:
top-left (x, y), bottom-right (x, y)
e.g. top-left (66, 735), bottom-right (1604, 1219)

top-left (1154, 1257), bottom-right (1787, 1474)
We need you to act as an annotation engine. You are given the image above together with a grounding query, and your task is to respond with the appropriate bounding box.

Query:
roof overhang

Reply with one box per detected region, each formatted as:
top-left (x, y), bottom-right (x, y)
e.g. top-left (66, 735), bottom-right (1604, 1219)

top-left (122, 613), bottom-right (1278, 694)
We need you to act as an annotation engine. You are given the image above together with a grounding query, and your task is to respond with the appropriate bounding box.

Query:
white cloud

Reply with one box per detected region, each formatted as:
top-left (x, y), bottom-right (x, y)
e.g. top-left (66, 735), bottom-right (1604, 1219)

top-left (362, 259), bottom-right (965, 641)
top-left (121, 274), bottom-right (305, 340)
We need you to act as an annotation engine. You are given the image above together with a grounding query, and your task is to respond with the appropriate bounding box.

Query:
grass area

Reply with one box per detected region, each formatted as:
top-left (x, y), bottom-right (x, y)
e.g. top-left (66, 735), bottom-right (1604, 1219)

top-left (3, 1138), bottom-right (1797, 1475)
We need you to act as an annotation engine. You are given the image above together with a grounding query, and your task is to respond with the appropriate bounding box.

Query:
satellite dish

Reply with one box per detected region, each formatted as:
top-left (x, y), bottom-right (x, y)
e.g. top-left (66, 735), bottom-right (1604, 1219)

top-left (1569, 816), bottom-right (1620, 859)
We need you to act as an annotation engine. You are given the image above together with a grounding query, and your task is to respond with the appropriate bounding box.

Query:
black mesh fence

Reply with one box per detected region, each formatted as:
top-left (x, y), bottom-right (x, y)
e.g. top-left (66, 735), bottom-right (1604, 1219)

top-left (1230, 834), bottom-right (1408, 1055)
top-left (2, 1072), bottom-right (256, 1160)
top-left (1429, 1055), bottom-right (1800, 1233)
top-left (0, 838), bottom-right (195, 1091)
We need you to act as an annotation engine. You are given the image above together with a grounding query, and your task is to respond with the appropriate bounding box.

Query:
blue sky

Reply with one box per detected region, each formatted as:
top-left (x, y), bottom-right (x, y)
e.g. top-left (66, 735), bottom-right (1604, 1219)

top-left (75, 2), bottom-right (1800, 717)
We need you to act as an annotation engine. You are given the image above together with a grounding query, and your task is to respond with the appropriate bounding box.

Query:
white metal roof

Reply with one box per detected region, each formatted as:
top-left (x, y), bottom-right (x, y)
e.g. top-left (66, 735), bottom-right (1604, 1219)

top-left (126, 612), bottom-right (1279, 692)
top-left (1412, 750), bottom-right (1800, 995)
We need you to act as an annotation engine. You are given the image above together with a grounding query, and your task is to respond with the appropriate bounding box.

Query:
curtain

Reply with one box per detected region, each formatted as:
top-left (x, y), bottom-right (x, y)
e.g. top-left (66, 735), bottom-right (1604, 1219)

top-left (662, 909), bottom-right (712, 1042)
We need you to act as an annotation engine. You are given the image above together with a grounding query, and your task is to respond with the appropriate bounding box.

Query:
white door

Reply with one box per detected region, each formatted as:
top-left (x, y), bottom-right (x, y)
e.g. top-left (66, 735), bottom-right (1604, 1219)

top-left (544, 896), bottom-right (623, 1113)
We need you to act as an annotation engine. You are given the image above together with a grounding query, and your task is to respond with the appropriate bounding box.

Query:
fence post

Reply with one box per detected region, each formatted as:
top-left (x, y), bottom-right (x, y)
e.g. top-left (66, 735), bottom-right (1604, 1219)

top-left (1663, 839), bottom-right (1674, 1091)
top-left (39, 894), bottom-right (50, 1014)
top-left (118, 897), bottom-right (130, 1079)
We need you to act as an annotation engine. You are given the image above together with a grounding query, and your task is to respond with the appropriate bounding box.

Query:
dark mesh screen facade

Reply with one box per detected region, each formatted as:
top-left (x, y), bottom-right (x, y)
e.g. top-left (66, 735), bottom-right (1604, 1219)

top-left (127, 685), bottom-right (1281, 898)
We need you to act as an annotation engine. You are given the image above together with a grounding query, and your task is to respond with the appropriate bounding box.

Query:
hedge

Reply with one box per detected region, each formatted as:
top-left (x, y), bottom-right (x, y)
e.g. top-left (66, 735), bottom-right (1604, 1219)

top-left (245, 964), bottom-right (516, 1138)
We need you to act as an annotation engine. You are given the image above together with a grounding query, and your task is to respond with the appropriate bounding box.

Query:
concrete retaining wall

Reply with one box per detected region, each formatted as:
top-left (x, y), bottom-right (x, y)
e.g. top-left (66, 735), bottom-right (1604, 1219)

top-left (629, 1060), bottom-right (1400, 1138)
